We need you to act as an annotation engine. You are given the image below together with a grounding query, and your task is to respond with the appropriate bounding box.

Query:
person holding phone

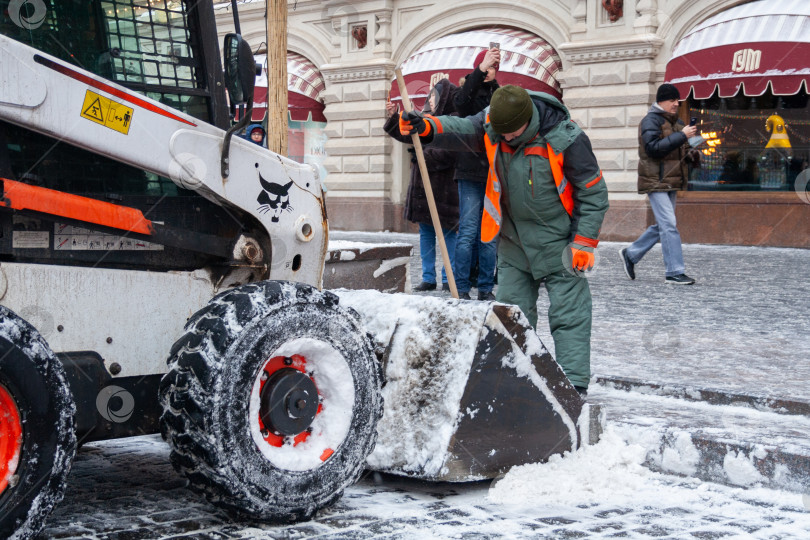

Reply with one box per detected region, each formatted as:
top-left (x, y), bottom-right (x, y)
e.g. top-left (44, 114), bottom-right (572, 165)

top-left (620, 83), bottom-right (698, 285)
top-left (450, 45), bottom-right (502, 300)
top-left (384, 79), bottom-right (460, 292)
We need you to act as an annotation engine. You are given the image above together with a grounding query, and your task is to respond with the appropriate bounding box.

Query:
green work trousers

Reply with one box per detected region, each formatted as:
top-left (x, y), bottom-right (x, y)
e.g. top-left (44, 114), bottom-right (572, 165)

top-left (496, 262), bottom-right (592, 388)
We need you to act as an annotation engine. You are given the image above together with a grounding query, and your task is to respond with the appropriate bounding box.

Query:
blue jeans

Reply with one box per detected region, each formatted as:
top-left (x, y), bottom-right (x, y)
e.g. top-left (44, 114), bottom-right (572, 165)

top-left (626, 191), bottom-right (685, 277)
top-left (455, 180), bottom-right (497, 293)
top-left (419, 223), bottom-right (457, 284)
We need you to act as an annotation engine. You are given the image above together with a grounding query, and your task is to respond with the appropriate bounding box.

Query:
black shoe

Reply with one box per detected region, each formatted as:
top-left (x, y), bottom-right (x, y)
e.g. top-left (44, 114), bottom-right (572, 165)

top-left (477, 290), bottom-right (495, 301)
top-left (574, 385), bottom-right (588, 396)
top-left (414, 281), bottom-right (437, 291)
top-left (665, 274), bottom-right (695, 285)
top-left (442, 283), bottom-right (450, 292)
top-left (457, 291), bottom-right (471, 300)
top-left (619, 248), bottom-right (635, 280)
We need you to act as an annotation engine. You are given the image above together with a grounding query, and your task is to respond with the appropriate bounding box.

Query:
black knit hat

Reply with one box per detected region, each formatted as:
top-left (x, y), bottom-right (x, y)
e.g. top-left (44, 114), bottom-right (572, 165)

top-left (489, 85), bottom-right (533, 134)
top-left (656, 83), bottom-right (680, 103)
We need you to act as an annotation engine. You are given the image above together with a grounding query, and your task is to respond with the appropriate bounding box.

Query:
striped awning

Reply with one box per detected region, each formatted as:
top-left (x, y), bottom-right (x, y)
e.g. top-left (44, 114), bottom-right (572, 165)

top-left (252, 52), bottom-right (326, 122)
top-left (390, 27), bottom-right (563, 108)
top-left (665, 0), bottom-right (810, 99)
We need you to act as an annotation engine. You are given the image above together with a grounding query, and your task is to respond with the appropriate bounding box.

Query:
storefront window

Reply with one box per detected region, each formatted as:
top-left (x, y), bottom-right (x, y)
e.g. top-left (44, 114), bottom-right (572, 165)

top-left (688, 89), bottom-right (809, 192)
top-left (288, 119), bottom-right (328, 190)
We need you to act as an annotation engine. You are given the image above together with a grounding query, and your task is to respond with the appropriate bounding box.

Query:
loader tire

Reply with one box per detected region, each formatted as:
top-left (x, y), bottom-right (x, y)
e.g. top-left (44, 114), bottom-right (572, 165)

top-left (0, 306), bottom-right (76, 540)
top-left (159, 281), bottom-right (383, 522)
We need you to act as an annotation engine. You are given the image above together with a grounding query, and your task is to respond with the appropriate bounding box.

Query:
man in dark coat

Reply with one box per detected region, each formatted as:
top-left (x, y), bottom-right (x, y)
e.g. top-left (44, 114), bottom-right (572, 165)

top-left (620, 83), bottom-right (697, 285)
top-left (384, 78), bottom-right (459, 291)
top-left (451, 47), bottom-right (501, 300)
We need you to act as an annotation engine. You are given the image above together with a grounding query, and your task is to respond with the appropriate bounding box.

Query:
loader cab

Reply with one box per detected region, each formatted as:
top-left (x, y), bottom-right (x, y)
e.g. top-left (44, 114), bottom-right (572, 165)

top-left (0, 0), bottom-right (262, 272)
top-left (0, 0), bottom-right (230, 128)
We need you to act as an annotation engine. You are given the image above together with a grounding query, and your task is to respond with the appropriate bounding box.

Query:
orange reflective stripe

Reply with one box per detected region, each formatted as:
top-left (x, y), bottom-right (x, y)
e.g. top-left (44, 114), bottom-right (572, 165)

top-left (574, 234), bottom-right (599, 248)
top-left (585, 173), bottom-right (603, 188)
top-left (0, 178), bottom-right (154, 235)
top-left (546, 144), bottom-right (574, 216)
top-left (424, 114), bottom-right (443, 134)
top-left (481, 127), bottom-right (502, 243)
top-left (524, 146), bottom-right (549, 158)
top-left (499, 141), bottom-right (515, 154)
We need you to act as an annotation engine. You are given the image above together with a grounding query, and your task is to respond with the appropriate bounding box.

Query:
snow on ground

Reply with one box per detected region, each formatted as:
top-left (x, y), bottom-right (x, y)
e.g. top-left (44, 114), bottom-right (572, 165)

top-left (42, 433), bottom-right (810, 539)
top-left (328, 240), bottom-right (413, 253)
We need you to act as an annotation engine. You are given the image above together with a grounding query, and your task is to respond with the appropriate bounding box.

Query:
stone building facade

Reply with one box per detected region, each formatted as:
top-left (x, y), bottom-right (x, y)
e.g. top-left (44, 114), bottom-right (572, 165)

top-left (216, 0), bottom-right (810, 247)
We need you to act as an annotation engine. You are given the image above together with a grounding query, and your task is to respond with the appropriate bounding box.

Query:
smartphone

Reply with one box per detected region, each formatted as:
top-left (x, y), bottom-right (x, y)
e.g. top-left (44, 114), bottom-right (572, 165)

top-left (690, 117), bottom-right (697, 126)
top-left (490, 42), bottom-right (500, 50)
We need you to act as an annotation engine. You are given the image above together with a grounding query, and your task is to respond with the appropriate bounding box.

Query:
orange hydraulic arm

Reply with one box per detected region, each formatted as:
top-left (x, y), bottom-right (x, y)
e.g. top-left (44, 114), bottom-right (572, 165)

top-left (0, 177), bottom-right (234, 258)
top-left (0, 178), bottom-right (154, 235)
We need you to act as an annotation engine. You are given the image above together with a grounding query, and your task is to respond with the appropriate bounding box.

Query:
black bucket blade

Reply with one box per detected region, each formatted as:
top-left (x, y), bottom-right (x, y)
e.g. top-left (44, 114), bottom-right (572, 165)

top-left (335, 291), bottom-right (591, 481)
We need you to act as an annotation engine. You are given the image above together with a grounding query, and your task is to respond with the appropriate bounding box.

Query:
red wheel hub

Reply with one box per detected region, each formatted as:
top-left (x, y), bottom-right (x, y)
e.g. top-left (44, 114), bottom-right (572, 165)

top-left (257, 355), bottom-right (331, 460)
top-left (0, 383), bottom-right (22, 494)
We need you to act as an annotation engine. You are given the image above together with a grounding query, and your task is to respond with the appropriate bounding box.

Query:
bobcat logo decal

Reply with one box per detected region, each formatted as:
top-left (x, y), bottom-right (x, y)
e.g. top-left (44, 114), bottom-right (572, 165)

top-left (257, 174), bottom-right (294, 223)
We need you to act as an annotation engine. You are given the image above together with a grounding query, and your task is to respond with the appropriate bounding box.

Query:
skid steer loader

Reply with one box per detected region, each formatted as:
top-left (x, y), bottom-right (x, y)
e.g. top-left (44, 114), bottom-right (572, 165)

top-left (0, 2), bottom-right (597, 538)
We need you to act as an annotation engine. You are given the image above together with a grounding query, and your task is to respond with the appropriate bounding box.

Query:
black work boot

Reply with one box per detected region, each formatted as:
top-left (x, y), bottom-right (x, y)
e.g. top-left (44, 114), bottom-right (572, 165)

top-left (477, 290), bottom-right (495, 301)
top-left (413, 281), bottom-right (437, 292)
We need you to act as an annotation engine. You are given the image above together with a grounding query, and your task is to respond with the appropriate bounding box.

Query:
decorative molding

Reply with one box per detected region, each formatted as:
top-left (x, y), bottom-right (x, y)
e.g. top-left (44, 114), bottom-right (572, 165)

top-left (374, 11), bottom-right (392, 54)
top-left (634, 0), bottom-right (658, 32)
top-left (321, 60), bottom-right (396, 83)
top-left (559, 34), bottom-right (663, 64)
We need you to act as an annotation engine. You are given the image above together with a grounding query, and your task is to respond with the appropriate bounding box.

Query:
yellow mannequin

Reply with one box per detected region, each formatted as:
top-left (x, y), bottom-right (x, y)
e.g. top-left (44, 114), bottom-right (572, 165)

top-left (765, 114), bottom-right (791, 149)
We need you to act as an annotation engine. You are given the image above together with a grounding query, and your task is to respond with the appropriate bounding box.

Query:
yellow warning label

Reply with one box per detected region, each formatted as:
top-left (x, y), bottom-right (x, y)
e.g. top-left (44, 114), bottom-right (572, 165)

top-left (80, 90), bottom-right (134, 135)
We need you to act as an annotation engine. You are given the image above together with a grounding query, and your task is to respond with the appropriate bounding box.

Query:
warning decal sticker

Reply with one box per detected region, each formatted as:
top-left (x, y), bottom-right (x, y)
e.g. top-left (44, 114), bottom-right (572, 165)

top-left (80, 90), bottom-right (134, 134)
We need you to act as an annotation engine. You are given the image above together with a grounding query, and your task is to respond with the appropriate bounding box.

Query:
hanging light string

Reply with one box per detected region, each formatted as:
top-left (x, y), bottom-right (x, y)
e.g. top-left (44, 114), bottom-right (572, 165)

top-left (698, 109), bottom-right (810, 126)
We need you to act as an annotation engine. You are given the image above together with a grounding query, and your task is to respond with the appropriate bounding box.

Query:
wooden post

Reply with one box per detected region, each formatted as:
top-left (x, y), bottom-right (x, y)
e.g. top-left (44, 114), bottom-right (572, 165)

top-left (395, 69), bottom-right (458, 299)
top-left (265, 0), bottom-right (288, 156)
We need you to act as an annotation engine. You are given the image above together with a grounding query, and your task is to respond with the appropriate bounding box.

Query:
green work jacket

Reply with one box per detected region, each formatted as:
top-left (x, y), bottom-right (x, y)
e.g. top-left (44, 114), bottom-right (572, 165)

top-left (426, 91), bottom-right (609, 278)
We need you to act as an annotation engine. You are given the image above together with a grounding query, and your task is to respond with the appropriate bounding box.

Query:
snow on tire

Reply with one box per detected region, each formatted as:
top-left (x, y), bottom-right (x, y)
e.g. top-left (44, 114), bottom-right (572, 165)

top-left (0, 306), bottom-right (76, 540)
top-left (159, 281), bottom-right (383, 522)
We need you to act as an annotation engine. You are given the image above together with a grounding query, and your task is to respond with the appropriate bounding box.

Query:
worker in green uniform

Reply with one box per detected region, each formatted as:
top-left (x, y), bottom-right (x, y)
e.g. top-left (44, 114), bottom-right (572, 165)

top-left (399, 85), bottom-right (608, 394)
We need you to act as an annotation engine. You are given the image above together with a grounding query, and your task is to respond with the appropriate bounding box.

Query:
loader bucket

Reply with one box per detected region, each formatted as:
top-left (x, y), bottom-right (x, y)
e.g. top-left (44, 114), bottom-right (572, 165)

top-left (335, 290), bottom-right (597, 482)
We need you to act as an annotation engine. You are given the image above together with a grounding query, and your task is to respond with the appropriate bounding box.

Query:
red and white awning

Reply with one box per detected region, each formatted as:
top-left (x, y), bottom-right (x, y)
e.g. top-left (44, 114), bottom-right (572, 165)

top-left (390, 27), bottom-right (562, 108)
top-left (665, 0), bottom-right (810, 99)
top-left (252, 52), bottom-right (326, 122)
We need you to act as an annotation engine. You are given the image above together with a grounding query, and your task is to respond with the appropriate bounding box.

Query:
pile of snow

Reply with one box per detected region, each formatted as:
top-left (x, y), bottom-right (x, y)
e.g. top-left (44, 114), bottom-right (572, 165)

top-left (337, 290), bottom-right (490, 477)
top-left (488, 428), bottom-right (653, 507)
top-left (327, 240), bottom-right (412, 253)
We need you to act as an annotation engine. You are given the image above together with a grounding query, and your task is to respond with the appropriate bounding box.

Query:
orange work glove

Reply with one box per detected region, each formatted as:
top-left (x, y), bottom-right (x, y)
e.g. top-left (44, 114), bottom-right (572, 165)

top-left (570, 244), bottom-right (595, 272)
top-left (399, 111), bottom-right (431, 137)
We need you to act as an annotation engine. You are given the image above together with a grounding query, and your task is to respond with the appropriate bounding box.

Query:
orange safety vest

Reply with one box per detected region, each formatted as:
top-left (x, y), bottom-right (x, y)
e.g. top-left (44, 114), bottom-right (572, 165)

top-left (480, 123), bottom-right (573, 243)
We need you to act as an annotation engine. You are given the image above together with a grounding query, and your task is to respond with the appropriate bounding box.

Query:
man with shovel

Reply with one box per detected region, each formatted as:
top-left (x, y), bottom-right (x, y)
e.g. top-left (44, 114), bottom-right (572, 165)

top-left (399, 85), bottom-right (608, 394)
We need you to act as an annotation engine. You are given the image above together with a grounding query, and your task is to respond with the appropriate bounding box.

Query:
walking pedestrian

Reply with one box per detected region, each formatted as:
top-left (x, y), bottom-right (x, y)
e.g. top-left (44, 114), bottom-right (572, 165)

top-left (620, 83), bottom-right (697, 285)
top-left (384, 79), bottom-right (459, 292)
top-left (398, 85), bottom-right (608, 394)
top-left (451, 47), bottom-right (501, 301)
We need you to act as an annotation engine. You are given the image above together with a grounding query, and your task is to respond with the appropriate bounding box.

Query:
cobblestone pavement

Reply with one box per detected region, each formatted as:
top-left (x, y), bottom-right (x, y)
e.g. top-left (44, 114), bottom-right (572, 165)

top-left (332, 232), bottom-right (810, 401)
top-left (36, 235), bottom-right (810, 538)
top-left (42, 434), bottom-right (810, 539)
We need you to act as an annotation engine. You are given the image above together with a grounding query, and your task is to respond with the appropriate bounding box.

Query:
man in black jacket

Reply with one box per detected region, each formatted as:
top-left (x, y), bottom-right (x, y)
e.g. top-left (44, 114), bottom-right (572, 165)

top-left (620, 83), bottom-right (697, 285)
top-left (451, 47), bottom-right (501, 300)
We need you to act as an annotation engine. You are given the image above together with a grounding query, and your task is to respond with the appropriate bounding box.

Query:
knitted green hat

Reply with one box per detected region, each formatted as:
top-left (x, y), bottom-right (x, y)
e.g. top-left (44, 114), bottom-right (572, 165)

top-left (489, 85), bottom-right (533, 134)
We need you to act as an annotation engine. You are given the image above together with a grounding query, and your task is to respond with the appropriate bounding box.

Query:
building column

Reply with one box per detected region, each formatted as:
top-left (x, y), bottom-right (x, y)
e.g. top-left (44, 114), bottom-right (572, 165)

top-left (558, 2), bottom-right (664, 241)
top-left (315, 2), bottom-right (407, 232)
